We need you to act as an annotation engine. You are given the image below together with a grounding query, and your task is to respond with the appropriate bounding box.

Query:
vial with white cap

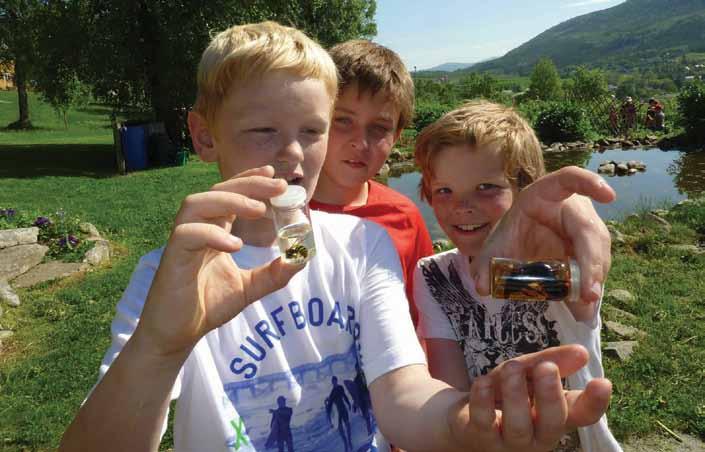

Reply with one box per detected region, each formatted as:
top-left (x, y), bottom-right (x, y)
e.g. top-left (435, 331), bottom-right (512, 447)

top-left (270, 185), bottom-right (316, 264)
top-left (490, 257), bottom-right (581, 303)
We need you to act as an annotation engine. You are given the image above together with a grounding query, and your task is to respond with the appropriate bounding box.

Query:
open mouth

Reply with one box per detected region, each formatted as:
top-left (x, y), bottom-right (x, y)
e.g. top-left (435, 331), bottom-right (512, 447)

top-left (453, 223), bottom-right (488, 234)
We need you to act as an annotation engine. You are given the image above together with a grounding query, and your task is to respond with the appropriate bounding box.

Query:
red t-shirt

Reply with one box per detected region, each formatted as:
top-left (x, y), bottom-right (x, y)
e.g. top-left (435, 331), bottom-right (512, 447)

top-left (310, 180), bottom-right (434, 326)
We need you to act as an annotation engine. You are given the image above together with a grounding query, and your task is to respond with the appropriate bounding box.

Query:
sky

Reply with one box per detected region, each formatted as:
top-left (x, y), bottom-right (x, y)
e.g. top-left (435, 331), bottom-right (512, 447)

top-left (374, 0), bottom-right (626, 71)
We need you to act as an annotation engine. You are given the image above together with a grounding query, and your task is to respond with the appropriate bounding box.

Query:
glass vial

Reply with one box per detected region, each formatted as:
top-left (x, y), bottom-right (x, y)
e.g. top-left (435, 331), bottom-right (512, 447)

top-left (490, 258), bottom-right (580, 303)
top-left (270, 185), bottom-right (316, 265)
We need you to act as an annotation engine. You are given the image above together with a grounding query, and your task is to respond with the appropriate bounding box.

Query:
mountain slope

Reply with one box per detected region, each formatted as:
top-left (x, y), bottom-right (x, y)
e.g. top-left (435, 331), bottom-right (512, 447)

top-left (472, 0), bottom-right (705, 75)
top-left (424, 62), bottom-right (476, 72)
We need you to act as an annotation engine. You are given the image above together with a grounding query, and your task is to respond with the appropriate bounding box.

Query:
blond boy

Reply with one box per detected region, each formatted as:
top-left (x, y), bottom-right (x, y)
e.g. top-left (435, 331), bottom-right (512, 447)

top-left (414, 101), bottom-right (621, 451)
top-left (311, 40), bottom-right (433, 326)
top-left (60, 22), bottom-right (616, 452)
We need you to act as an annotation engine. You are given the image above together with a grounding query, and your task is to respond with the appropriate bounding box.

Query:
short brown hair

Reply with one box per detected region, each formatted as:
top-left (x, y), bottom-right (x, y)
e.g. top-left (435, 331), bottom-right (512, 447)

top-left (194, 21), bottom-right (338, 128)
top-left (415, 101), bottom-right (545, 203)
top-left (328, 40), bottom-right (414, 131)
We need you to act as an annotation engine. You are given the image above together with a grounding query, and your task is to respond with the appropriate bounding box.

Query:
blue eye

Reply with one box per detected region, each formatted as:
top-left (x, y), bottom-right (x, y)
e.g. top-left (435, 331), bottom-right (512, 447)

top-left (334, 117), bottom-right (352, 126)
top-left (434, 187), bottom-right (451, 195)
top-left (477, 183), bottom-right (499, 191)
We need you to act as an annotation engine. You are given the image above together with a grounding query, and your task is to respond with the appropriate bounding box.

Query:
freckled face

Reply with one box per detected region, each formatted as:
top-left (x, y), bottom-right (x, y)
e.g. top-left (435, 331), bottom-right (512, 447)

top-left (212, 72), bottom-right (332, 200)
top-left (429, 144), bottom-right (517, 257)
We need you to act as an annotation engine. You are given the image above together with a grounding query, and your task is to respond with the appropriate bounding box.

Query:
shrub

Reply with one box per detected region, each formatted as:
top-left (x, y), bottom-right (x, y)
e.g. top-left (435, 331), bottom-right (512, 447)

top-left (534, 102), bottom-right (593, 143)
top-left (677, 81), bottom-right (705, 145)
top-left (414, 102), bottom-right (450, 133)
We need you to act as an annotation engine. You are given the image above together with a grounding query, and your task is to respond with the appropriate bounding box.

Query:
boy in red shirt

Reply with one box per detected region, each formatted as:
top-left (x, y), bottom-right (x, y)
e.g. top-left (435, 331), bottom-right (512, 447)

top-left (311, 40), bottom-right (433, 325)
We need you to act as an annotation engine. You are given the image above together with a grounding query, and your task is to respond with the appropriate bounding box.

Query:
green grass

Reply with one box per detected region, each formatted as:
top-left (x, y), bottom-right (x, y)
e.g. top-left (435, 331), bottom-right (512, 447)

top-left (0, 91), bottom-right (704, 450)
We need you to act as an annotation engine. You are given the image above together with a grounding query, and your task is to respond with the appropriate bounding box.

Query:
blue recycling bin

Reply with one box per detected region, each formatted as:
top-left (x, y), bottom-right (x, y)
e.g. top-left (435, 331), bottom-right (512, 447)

top-left (120, 124), bottom-right (149, 171)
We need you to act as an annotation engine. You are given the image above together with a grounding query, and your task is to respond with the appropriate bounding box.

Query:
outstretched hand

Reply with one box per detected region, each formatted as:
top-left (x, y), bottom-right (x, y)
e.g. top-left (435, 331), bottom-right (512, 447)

top-left (448, 345), bottom-right (612, 452)
top-left (469, 166), bottom-right (616, 304)
top-left (135, 165), bottom-right (305, 358)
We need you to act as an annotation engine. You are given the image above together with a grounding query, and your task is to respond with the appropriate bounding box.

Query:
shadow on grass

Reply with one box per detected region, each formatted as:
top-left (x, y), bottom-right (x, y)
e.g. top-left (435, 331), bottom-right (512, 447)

top-left (0, 143), bottom-right (117, 178)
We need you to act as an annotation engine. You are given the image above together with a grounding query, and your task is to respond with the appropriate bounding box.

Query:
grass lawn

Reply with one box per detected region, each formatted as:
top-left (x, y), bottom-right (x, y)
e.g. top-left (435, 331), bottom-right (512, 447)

top-left (1, 90), bottom-right (704, 450)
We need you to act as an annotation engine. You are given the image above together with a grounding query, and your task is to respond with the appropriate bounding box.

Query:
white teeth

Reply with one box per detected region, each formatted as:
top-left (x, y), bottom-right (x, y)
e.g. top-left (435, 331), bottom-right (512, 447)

top-left (456, 224), bottom-right (484, 232)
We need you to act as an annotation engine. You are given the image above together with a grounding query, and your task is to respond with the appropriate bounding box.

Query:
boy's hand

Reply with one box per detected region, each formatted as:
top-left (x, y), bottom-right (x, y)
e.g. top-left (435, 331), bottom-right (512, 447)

top-left (469, 166), bottom-right (616, 304)
top-left (448, 345), bottom-right (612, 452)
top-left (134, 165), bottom-right (305, 358)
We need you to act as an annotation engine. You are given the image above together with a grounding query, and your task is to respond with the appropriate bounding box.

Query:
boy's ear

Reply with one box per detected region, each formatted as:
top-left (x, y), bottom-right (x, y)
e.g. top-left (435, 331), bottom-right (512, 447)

top-left (188, 110), bottom-right (218, 162)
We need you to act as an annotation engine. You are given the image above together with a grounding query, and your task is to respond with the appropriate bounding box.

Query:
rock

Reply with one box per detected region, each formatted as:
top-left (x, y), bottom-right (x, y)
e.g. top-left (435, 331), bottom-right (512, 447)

top-left (0, 330), bottom-right (14, 341)
top-left (602, 304), bottom-right (638, 323)
top-left (621, 140), bottom-right (635, 148)
top-left (607, 289), bottom-right (635, 303)
top-left (646, 212), bottom-right (672, 231)
top-left (604, 320), bottom-right (646, 340)
top-left (597, 138), bottom-right (610, 147)
top-left (669, 244), bottom-right (704, 254)
top-left (650, 209), bottom-right (669, 217)
top-left (0, 227), bottom-right (39, 249)
top-left (79, 222), bottom-right (101, 239)
top-left (12, 262), bottom-right (88, 288)
top-left (628, 168), bottom-right (637, 175)
top-left (627, 160), bottom-right (638, 169)
top-left (607, 225), bottom-right (626, 244)
top-left (388, 149), bottom-right (403, 162)
top-left (603, 341), bottom-right (638, 361)
top-left (598, 163), bottom-right (616, 175)
top-left (84, 240), bottom-right (111, 266)
top-left (0, 244), bottom-right (48, 281)
top-left (0, 280), bottom-right (20, 307)
top-left (376, 163), bottom-right (390, 178)
top-left (615, 162), bottom-right (629, 175)
top-left (646, 135), bottom-right (658, 143)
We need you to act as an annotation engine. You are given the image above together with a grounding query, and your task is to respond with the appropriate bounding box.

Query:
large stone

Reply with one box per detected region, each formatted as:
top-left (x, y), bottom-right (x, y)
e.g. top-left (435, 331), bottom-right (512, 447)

top-left (607, 289), bottom-right (635, 304)
top-left (598, 163), bottom-right (616, 176)
top-left (602, 304), bottom-right (638, 323)
top-left (0, 227), bottom-right (39, 249)
top-left (603, 341), bottom-right (638, 361)
top-left (607, 225), bottom-right (626, 245)
top-left (615, 162), bottom-right (629, 175)
top-left (604, 320), bottom-right (646, 340)
top-left (79, 222), bottom-right (101, 239)
top-left (0, 244), bottom-right (48, 281)
top-left (12, 262), bottom-right (88, 288)
top-left (0, 280), bottom-right (20, 307)
top-left (84, 240), bottom-right (111, 266)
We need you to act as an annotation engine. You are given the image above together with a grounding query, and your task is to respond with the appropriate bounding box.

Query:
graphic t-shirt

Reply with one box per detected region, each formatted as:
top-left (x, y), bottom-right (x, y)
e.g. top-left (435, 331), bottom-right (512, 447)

top-left (414, 249), bottom-right (622, 452)
top-left (310, 180), bottom-right (434, 326)
top-left (98, 211), bottom-right (426, 452)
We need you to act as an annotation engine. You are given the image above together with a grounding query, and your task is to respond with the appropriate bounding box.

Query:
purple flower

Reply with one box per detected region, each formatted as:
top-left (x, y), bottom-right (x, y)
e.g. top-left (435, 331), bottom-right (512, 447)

top-left (0, 208), bottom-right (14, 217)
top-left (57, 235), bottom-right (79, 249)
top-left (34, 216), bottom-right (52, 227)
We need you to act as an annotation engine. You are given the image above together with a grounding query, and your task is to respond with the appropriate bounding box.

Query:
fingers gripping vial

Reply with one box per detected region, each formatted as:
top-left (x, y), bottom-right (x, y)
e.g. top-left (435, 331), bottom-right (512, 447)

top-left (271, 185), bottom-right (316, 264)
top-left (490, 257), bottom-right (581, 302)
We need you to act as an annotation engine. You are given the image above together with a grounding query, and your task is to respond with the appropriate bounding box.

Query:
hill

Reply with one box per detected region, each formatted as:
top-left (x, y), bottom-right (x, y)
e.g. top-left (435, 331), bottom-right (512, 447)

top-left (471, 0), bottom-right (705, 75)
top-left (424, 62), bottom-right (476, 72)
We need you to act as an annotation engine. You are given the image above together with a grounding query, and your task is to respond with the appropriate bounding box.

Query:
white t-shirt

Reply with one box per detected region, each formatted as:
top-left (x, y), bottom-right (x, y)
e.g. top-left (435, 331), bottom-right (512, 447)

top-left (99, 211), bottom-right (426, 452)
top-left (414, 249), bottom-right (622, 452)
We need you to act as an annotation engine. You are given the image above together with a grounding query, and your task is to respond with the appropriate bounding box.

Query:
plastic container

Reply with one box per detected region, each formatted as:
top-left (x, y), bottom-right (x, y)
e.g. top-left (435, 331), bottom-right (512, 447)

top-left (490, 258), bottom-right (580, 303)
top-left (119, 124), bottom-right (148, 171)
top-left (270, 185), bottom-right (316, 264)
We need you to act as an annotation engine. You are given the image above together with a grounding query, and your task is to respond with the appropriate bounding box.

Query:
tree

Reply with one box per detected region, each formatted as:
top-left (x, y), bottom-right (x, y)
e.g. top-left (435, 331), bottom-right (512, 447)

top-left (65, 0), bottom-right (376, 145)
top-left (457, 73), bottom-right (498, 100)
top-left (527, 57), bottom-right (562, 101)
top-left (564, 66), bottom-right (608, 103)
top-left (0, 0), bottom-right (42, 129)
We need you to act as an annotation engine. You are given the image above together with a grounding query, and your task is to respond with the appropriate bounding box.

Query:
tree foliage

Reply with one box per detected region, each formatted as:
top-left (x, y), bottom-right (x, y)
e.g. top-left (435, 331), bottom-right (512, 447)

top-left (677, 80), bottom-right (705, 145)
top-left (564, 66), bottom-right (608, 103)
top-left (527, 57), bottom-right (562, 101)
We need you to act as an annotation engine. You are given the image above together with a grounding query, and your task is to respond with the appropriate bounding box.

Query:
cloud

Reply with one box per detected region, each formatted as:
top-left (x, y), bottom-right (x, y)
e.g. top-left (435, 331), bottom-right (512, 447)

top-left (561, 0), bottom-right (616, 8)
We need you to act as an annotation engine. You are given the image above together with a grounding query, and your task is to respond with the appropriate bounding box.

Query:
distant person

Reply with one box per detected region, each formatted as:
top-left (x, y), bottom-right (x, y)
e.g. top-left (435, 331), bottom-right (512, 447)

top-left (645, 98), bottom-right (665, 131)
top-left (620, 96), bottom-right (637, 133)
top-left (608, 95), bottom-right (619, 136)
top-left (266, 396), bottom-right (295, 452)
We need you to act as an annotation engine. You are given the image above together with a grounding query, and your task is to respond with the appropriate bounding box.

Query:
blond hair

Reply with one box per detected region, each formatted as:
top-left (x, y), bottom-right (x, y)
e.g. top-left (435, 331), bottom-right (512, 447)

top-left (193, 21), bottom-right (338, 127)
top-left (329, 40), bottom-right (414, 131)
top-left (415, 101), bottom-right (545, 202)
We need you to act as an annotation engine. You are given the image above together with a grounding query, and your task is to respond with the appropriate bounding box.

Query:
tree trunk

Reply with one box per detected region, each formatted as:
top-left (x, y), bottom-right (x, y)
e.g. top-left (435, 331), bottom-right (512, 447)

top-left (8, 58), bottom-right (32, 129)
